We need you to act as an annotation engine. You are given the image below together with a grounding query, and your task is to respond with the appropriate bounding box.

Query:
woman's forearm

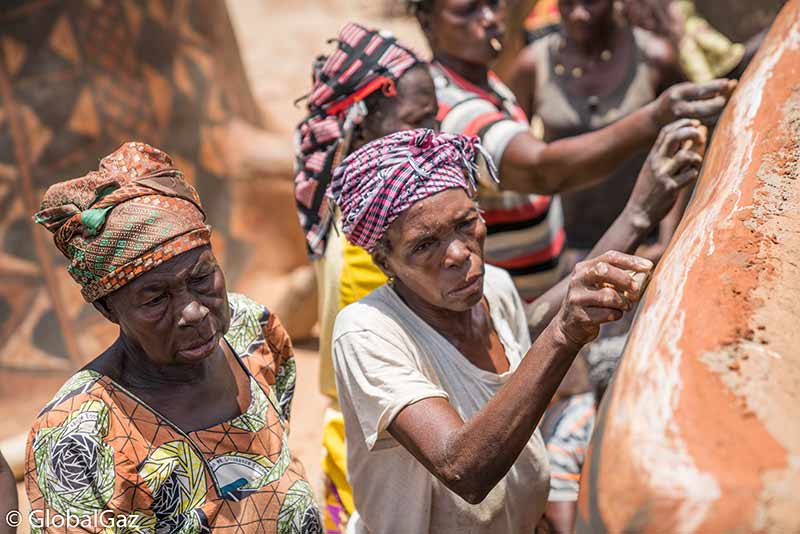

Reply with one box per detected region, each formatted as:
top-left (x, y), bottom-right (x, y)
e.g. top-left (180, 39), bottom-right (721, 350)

top-left (528, 207), bottom-right (653, 338)
top-left (500, 103), bottom-right (659, 195)
top-left (440, 321), bottom-right (581, 503)
top-left (390, 252), bottom-right (649, 505)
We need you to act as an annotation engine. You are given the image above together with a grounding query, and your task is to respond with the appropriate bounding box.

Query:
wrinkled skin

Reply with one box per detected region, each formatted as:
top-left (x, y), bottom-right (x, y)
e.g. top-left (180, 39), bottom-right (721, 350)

top-left (90, 246), bottom-right (249, 432)
top-left (96, 246), bottom-right (231, 367)
top-left (377, 189), bottom-right (654, 507)
top-left (375, 188), bottom-right (487, 312)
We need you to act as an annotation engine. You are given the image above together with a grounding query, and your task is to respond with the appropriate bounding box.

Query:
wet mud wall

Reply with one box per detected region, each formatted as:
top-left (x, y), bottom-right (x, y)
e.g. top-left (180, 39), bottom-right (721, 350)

top-left (577, 1), bottom-right (800, 531)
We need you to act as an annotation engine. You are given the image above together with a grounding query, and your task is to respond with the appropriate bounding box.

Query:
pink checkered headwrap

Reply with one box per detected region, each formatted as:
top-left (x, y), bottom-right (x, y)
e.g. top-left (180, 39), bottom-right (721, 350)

top-left (294, 23), bottom-right (422, 259)
top-left (329, 129), bottom-right (498, 253)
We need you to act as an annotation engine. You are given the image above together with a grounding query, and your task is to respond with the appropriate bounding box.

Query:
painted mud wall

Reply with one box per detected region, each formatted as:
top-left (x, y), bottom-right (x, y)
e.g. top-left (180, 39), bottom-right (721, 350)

top-left (0, 0), bottom-right (313, 443)
top-left (577, 0), bottom-right (800, 531)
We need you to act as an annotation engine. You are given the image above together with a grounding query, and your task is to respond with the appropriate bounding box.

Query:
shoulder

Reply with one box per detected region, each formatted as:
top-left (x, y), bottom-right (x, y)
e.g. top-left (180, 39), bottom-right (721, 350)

top-left (36, 369), bottom-right (106, 418)
top-left (513, 34), bottom-right (551, 74)
top-left (633, 26), bottom-right (678, 72)
top-left (332, 288), bottom-right (421, 366)
top-left (484, 264), bottom-right (518, 298)
top-left (483, 265), bottom-right (530, 345)
top-left (225, 291), bottom-right (294, 372)
top-left (487, 71), bottom-right (519, 104)
top-left (429, 63), bottom-right (477, 111)
top-left (26, 374), bottom-right (118, 511)
top-left (333, 287), bottom-right (399, 339)
top-left (225, 292), bottom-right (273, 357)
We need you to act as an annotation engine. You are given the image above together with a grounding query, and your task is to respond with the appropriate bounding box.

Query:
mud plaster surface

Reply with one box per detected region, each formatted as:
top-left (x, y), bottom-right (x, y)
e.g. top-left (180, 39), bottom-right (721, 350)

top-left (699, 92), bottom-right (800, 531)
top-left (580, 3), bottom-right (800, 532)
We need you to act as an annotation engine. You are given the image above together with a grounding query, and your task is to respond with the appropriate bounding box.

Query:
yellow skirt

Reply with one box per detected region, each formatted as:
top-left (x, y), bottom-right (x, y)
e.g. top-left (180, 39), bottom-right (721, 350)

top-left (317, 228), bottom-right (386, 533)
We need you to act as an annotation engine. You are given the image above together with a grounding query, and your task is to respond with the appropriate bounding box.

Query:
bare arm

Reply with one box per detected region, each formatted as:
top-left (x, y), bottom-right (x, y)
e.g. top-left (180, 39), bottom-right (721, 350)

top-left (507, 43), bottom-right (538, 120)
top-left (500, 79), bottom-right (732, 196)
top-left (528, 119), bottom-right (706, 338)
top-left (388, 252), bottom-right (652, 504)
top-left (638, 186), bottom-right (691, 263)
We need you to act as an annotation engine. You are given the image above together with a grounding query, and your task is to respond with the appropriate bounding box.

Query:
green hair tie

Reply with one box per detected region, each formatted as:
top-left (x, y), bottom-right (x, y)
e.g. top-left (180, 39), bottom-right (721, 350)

top-left (80, 206), bottom-right (114, 237)
top-left (79, 184), bottom-right (120, 237)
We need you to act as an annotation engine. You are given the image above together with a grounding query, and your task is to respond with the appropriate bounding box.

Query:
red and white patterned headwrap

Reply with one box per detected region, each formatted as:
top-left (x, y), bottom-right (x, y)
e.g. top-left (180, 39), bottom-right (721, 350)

top-left (329, 129), bottom-right (498, 253)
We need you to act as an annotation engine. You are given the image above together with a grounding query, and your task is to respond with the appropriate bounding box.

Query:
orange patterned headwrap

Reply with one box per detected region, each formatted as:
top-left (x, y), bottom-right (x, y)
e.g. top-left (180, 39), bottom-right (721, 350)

top-left (34, 142), bottom-right (211, 302)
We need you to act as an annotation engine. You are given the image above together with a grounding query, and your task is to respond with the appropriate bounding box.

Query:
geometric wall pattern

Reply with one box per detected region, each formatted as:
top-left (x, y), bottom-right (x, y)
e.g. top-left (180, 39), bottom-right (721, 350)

top-left (0, 0), bottom-right (264, 372)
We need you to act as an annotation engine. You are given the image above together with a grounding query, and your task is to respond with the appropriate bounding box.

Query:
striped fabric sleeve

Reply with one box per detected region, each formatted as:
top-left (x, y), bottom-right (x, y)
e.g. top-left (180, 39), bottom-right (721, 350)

top-left (544, 393), bottom-right (596, 502)
top-left (439, 98), bottom-right (528, 192)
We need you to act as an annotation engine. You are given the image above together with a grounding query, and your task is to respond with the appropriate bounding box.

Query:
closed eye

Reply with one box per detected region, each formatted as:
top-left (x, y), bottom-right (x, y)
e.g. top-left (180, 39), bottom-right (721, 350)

top-left (191, 272), bottom-right (212, 284)
top-left (142, 293), bottom-right (167, 307)
top-left (458, 217), bottom-right (478, 231)
top-left (412, 239), bottom-right (436, 255)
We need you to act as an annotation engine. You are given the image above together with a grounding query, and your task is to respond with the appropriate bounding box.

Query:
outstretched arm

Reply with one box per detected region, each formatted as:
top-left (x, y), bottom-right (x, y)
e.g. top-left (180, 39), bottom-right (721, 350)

top-left (498, 80), bottom-right (730, 195)
top-left (527, 119), bottom-right (706, 338)
top-left (388, 251), bottom-right (652, 504)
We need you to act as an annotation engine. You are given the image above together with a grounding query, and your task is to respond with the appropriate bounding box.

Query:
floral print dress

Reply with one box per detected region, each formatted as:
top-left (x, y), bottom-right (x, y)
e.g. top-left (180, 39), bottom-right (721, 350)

top-left (25, 293), bottom-right (321, 533)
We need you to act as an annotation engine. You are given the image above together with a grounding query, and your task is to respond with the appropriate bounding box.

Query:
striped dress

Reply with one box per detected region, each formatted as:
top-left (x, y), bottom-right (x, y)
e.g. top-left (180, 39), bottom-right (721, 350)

top-left (431, 62), bottom-right (567, 302)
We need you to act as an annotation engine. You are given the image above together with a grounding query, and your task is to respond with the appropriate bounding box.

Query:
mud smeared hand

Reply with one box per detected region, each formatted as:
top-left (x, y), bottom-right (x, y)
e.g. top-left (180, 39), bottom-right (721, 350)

top-left (627, 118), bottom-right (707, 230)
top-left (555, 251), bottom-right (654, 347)
top-left (652, 79), bottom-right (736, 127)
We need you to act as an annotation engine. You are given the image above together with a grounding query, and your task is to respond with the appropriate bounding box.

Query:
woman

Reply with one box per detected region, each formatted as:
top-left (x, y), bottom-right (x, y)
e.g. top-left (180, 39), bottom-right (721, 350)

top-left (25, 143), bottom-right (321, 533)
top-left (410, 0), bottom-right (733, 302)
top-left (293, 23), bottom-right (436, 532)
top-left (510, 0), bottom-right (689, 263)
top-left (296, 23), bottom-right (706, 532)
top-left (330, 125), bottom-right (704, 533)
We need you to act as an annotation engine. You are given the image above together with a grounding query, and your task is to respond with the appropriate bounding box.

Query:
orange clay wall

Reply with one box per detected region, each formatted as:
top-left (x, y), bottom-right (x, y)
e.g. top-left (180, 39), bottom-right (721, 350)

top-left (577, 1), bottom-right (800, 531)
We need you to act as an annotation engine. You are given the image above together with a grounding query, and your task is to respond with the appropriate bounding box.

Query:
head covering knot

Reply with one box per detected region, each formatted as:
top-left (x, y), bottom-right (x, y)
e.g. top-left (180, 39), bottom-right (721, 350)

top-left (329, 128), bottom-right (498, 253)
top-left (34, 141), bottom-right (210, 302)
top-left (293, 22), bottom-right (423, 259)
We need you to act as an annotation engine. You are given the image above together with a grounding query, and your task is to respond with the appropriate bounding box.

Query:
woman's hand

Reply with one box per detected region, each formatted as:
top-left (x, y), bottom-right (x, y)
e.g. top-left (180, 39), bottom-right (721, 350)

top-left (554, 251), bottom-right (654, 347)
top-left (651, 79), bottom-right (736, 127)
top-left (626, 118), bottom-right (706, 231)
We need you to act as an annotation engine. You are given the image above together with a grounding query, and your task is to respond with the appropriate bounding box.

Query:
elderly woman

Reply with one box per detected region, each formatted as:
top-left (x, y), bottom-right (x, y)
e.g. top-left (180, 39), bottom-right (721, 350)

top-left (24, 143), bottom-right (321, 533)
top-left (330, 125), bottom-right (703, 533)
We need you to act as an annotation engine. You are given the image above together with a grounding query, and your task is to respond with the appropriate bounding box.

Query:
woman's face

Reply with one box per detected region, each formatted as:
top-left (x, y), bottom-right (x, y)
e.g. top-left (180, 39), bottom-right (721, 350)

top-left (558, 0), bottom-right (614, 47)
top-left (420, 0), bottom-right (506, 67)
top-left (101, 246), bottom-right (231, 366)
top-left (362, 65), bottom-right (439, 143)
top-left (379, 188), bottom-right (487, 312)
